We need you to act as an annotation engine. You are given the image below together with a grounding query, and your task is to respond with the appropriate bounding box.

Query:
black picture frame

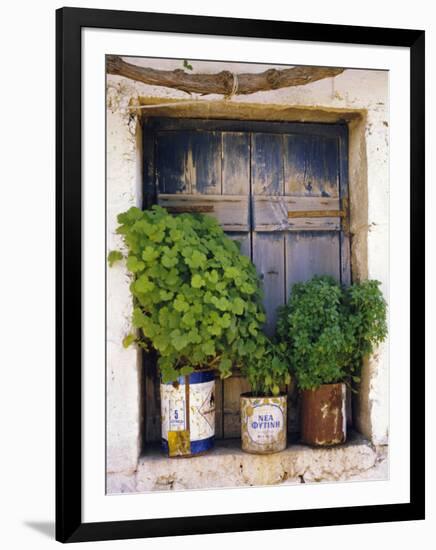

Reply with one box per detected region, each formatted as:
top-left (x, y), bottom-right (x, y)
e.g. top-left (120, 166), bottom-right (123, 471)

top-left (56, 7), bottom-right (425, 543)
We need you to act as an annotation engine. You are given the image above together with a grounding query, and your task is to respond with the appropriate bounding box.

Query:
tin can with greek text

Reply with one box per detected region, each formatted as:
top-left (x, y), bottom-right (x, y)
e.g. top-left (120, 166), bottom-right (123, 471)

top-left (161, 371), bottom-right (215, 457)
top-left (240, 393), bottom-right (287, 454)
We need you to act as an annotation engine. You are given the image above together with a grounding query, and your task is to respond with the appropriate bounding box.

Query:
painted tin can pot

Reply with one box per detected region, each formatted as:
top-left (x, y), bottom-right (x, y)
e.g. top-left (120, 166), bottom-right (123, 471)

top-left (240, 393), bottom-right (287, 454)
top-left (161, 371), bottom-right (215, 458)
top-left (300, 382), bottom-right (347, 446)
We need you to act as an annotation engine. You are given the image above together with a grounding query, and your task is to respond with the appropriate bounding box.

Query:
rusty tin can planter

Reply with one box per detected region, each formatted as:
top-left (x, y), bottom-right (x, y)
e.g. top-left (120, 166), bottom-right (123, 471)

top-left (300, 382), bottom-right (347, 446)
top-left (161, 371), bottom-right (215, 458)
top-left (240, 393), bottom-right (287, 454)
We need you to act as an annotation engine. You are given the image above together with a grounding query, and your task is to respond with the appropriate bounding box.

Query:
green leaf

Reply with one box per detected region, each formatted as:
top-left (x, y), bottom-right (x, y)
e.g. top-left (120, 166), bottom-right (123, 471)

top-left (219, 357), bottom-right (232, 378)
top-left (224, 267), bottom-right (240, 279)
top-left (191, 274), bottom-right (205, 288)
top-left (207, 324), bottom-right (222, 336)
top-left (218, 313), bottom-right (231, 328)
top-left (188, 250), bottom-right (207, 269)
top-left (142, 246), bottom-right (159, 263)
top-left (169, 229), bottom-right (183, 241)
top-left (126, 255), bottom-right (145, 273)
top-left (161, 253), bottom-right (178, 268)
top-left (159, 289), bottom-right (174, 301)
top-left (135, 274), bottom-right (154, 293)
top-left (188, 330), bottom-right (202, 344)
top-left (205, 270), bottom-right (219, 284)
top-left (180, 365), bottom-right (194, 376)
top-left (160, 362), bottom-right (180, 384)
top-left (201, 340), bottom-right (215, 356)
top-left (117, 206), bottom-right (142, 224)
top-left (122, 333), bottom-right (136, 348)
top-left (108, 250), bottom-right (123, 267)
top-left (132, 307), bottom-right (146, 328)
top-left (173, 334), bottom-right (189, 351)
top-left (232, 298), bottom-right (245, 315)
top-left (248, 321), bottom-right (258, 336)
top-left (181, 311), bottom-right (196, 327)
top-left (174, 296), bottom-right (189, 312)
top-left (214, 297), bottom-right (230, 311)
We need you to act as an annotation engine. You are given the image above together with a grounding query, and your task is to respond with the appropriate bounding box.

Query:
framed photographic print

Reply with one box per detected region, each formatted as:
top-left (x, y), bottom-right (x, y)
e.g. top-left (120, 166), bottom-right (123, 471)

top-left (56, 7), bottom-right (425, 543)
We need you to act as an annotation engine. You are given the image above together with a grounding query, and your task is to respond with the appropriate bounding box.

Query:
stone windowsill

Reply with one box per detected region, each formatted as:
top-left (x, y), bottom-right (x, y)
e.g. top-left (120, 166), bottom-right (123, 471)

top-left (107, 432), bottom-right (388, 494)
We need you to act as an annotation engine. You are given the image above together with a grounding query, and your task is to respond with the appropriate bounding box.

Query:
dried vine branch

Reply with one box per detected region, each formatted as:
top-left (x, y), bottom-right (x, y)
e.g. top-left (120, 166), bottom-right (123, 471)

top-left (106, 55), bottom-right (344, 96)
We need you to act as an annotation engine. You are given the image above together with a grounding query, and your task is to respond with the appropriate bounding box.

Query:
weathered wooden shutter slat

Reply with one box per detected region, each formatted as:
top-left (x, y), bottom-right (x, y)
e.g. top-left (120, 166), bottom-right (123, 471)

top-left (251, 133), bottom-right (286, 337)
top-left (338, 130), bottom-right (351, 287)
top-left (253, 195), bottom-right (343, 232)
top-left (157, 194), bottom-right (250, 232)
top-left (188, 131), bottom-right (221, 194)
top-left (285, 232), bottom-right (341, 290)
top-left (252, 232), bottom-right (286, 336)
top-left (222, 132), bottom-right (251, 194)
top-left (252, 133), bottom-right (284, 196)
top-left (284, 134), bottom-right (340, 198)
top-left (221, 132), bottom-right (251, 438)
top-left (155, 131), bottom-right (189, 193)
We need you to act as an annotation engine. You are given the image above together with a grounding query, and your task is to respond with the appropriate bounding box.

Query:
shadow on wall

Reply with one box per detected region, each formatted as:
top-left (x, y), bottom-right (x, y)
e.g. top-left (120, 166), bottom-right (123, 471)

top-left (24, 521), bottom-right (54, 539)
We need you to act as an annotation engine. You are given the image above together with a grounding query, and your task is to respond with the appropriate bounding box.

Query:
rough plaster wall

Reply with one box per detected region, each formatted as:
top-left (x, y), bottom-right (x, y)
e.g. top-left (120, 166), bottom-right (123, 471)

top-left (365, 108), bottom-right (390, 444)
top-left (106, 64), bottom-right (390, 471)
top-left (106, 82), bottom-right (143, 474)
top-left (353, 108), bottom-right (389, 445)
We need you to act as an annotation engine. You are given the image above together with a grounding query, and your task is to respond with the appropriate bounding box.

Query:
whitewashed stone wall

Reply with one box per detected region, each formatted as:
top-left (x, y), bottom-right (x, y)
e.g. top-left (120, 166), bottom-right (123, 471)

top-left (106, 61), bottom-right (390, 479)
top-left (106, 82), bottom-right (143, 474)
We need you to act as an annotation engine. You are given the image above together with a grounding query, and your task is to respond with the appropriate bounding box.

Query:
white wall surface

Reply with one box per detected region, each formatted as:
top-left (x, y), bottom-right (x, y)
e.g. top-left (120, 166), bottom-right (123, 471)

top-left (0, 1), bottom-right (433, 549)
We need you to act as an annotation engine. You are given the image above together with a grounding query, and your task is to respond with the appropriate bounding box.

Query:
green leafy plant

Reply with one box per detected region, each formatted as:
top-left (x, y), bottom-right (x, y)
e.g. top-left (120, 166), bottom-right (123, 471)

top-left (108, 205), bottom-right (266, 383)
top-left (241, 336), bottom-right (291, 397)
top-left (277, 276), bottom-right (348, 390)
top-left (342, 280), bottom-right (388, 375)
top-left (277, 276), bottom-right (387, 390)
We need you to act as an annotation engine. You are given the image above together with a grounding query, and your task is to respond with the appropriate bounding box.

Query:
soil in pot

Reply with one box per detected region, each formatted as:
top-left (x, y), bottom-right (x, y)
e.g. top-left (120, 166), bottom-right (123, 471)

top-left (160, 370), bottom-right (215, 457)
top-left (240, 393), bottom-right (287, 454)
top-left (300, 382), bottom-right (346, 446)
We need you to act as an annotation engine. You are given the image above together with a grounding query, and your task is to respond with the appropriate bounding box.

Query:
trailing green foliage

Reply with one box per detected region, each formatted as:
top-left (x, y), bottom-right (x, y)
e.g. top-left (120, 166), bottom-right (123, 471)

top-left (108, 205), bottom-right (267, 383)
top-left (343, 280), bottom-right (388, 374)
top-left (241, 336), bottom-right (291, 397)
top-left (277, 276), bottom-right (387, 390)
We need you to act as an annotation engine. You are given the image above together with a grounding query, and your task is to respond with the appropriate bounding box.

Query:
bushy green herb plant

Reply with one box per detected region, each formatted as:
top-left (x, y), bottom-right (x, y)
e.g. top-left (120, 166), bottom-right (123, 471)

top-left (241, 336), bottom-right (291, 397)
top-left (277, 277), bottom-right (349, 390)
top-left (277, 276), bottom-right (387, 390)
top-left (108, 205), bottom-right (267, 383)
top-left (343, 280), bottom-right (388, 373)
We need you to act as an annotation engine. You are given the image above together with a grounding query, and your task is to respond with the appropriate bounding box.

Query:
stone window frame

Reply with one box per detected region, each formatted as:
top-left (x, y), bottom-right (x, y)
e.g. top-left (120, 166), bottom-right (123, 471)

top-left (106, 81), bottom-right (389, 490)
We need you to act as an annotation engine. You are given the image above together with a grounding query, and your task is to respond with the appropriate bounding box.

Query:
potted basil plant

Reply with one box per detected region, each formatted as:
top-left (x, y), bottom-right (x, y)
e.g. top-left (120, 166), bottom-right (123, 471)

top-left (108, 205), bottom-right (266, 457)
top-left (240, 336), bottom-right (291, 454)
top-left (277, 276), bottom-right (387, 447)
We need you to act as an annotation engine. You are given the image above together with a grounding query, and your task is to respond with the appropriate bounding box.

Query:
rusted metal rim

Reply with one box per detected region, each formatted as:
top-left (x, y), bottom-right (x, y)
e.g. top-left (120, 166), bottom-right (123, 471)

top-left (240, 392), bottom-right (288, 399)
